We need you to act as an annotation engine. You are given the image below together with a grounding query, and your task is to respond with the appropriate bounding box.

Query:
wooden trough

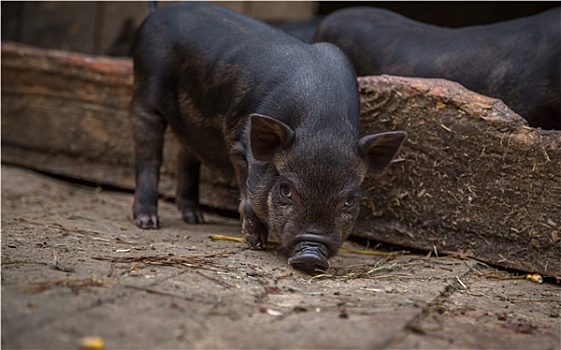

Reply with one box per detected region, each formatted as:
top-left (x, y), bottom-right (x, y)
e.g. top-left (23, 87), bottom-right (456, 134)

top-left (2, 42), bottom-right (560, 277)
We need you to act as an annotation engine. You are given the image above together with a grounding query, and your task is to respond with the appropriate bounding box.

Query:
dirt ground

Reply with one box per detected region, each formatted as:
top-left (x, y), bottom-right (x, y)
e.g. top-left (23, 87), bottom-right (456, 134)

top-left (1, 164), bottom-right (560, 349)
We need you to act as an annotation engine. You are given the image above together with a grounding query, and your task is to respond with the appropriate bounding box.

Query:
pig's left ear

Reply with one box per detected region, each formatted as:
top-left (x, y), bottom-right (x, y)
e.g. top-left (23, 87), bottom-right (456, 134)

top-left (358, 131), bottom-right (407, 172)
top-left (249, 114), bottom-right (295, 162)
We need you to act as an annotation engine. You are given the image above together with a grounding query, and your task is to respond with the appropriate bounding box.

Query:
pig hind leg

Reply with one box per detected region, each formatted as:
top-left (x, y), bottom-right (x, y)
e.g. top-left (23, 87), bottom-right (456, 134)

top-left (130, 100), bottom-right (166, 229)
top-left (176, 148), bottom-right (204, 223)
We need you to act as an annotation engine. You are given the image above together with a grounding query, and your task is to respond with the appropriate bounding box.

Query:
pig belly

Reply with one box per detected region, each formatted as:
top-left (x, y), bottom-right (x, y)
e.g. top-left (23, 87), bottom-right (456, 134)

top-left (170, 124), bottom-right (234, 174)
top-left (166, 93), bottom-right (237, 173)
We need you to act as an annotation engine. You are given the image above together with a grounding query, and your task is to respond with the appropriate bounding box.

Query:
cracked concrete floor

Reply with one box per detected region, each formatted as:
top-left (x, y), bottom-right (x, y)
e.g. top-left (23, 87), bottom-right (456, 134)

top-left (1, 164), bottom-right (560, 349)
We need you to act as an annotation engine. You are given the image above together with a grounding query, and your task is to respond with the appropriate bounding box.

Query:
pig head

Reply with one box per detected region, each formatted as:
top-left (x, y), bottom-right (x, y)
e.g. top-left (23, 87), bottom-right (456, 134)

top-left (242, 114), bottom-right (406, 275)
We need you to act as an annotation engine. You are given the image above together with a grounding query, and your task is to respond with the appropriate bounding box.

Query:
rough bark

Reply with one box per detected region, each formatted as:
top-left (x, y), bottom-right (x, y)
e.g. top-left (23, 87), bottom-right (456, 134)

top-left (2, 42), bottom-right (559, 276)
top-left (356, 76), bottom-right (560, 277)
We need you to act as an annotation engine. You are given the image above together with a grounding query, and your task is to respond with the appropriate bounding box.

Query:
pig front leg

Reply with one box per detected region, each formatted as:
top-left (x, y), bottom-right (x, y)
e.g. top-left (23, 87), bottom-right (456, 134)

top-left (130, 101), bottom-right (166, 229)
top-left (230, 142), bottom-right (268, 248)
top-left (240, 201), bottom-right (268, 249)
top-left (176, 148), bottom-right (204, 224)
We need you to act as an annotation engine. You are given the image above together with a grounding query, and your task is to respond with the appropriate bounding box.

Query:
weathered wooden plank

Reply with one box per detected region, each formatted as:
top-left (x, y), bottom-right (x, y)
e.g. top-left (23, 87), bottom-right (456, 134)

top-left (0, 41), bottom-right (239, 212)
top-left (2, 42), bottom-right (559, 276)
top-left (356, 76), bottom-right (561, 277)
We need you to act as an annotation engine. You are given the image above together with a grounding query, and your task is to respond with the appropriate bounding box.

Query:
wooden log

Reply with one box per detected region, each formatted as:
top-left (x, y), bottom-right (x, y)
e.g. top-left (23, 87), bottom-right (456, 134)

top-left (2, 42), bottom-right (559, 276)
top-left (356, 76), bottom-right (560, 277)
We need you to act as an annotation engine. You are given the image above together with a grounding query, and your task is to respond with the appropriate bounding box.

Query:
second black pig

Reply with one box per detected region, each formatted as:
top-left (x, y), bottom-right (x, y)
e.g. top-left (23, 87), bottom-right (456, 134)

top-left (315, 7), bottom-right (561, 130)
top-left (130, 3), bottom-right (406, 274)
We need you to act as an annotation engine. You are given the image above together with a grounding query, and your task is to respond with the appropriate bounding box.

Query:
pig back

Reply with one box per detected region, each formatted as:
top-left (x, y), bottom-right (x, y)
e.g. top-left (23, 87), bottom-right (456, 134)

top-left (315, 7), bottom-right (561, 128)
top-left (132, 2), bottom-right (363, 166)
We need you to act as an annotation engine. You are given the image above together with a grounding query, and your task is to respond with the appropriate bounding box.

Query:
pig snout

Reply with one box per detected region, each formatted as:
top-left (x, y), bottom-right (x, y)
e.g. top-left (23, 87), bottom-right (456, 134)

top-left (287, 235), bottom-right (332, 275)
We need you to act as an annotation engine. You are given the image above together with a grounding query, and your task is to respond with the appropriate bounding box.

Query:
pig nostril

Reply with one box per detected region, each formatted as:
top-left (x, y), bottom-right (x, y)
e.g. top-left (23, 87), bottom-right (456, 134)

top-left (292, 234), bottom-right (333, 253)
top-left (288, 254), bottom-right (330, 275)
top-left (294, 241), bottom-right (329, 259)
top-left (288, 238), bottom-right (331, 275)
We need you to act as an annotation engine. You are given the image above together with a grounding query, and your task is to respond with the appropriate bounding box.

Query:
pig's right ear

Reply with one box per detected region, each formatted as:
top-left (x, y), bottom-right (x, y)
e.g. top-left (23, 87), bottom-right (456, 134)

top-left (359, 131), bottom-right (407, 173)
top-left (249, 114), bottom-right (295, 162)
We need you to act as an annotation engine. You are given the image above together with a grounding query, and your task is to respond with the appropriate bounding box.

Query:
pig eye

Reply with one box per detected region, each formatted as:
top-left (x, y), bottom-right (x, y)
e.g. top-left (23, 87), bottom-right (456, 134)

top-left (343, 196), bottom-right (358, 211)
top-left (278, 183), bottom-right (292, 203)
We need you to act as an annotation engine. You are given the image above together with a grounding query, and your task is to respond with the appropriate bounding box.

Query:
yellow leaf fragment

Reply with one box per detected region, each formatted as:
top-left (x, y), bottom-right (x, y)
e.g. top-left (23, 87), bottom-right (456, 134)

top-left (209, 234), bottom-right (244, 243)
top-left (80, 336), bottom-right (104, 350)
top-left (525, 273), bottom-right (543, 284)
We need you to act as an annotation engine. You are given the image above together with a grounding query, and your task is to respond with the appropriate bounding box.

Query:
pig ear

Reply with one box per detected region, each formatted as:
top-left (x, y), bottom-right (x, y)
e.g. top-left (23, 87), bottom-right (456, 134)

top-left (249, 114), bottom-right (295, 162)
top-left (358, 131), bottom-right (407, 173)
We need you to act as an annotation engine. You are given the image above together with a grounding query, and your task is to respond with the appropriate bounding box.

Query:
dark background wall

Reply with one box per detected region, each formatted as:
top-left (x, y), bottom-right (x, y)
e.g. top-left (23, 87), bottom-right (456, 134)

top-left (0, 1), bottom-right (319, 55)
top-left (317, 2), bottom-right (559, 27)
top-left (2, 1), bottom-right (559, 56)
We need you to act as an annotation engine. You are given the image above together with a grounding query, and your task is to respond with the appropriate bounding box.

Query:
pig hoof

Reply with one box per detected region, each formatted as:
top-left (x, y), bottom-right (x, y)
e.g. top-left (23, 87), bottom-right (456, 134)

top-left (242, 214), bottom-right (268, 249)
top-left (134, 213), bottom-right (159, 229)
top-left (181, 209), bottom-right (204, 224)
top-left (178, 200), bottom-right (204, 224)
top-left (244, 232), bottom-right (262, 249)
top-left (288, 254), bottom-right (330, 275)
top-left (243, 224), bottom-right (264, 248)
